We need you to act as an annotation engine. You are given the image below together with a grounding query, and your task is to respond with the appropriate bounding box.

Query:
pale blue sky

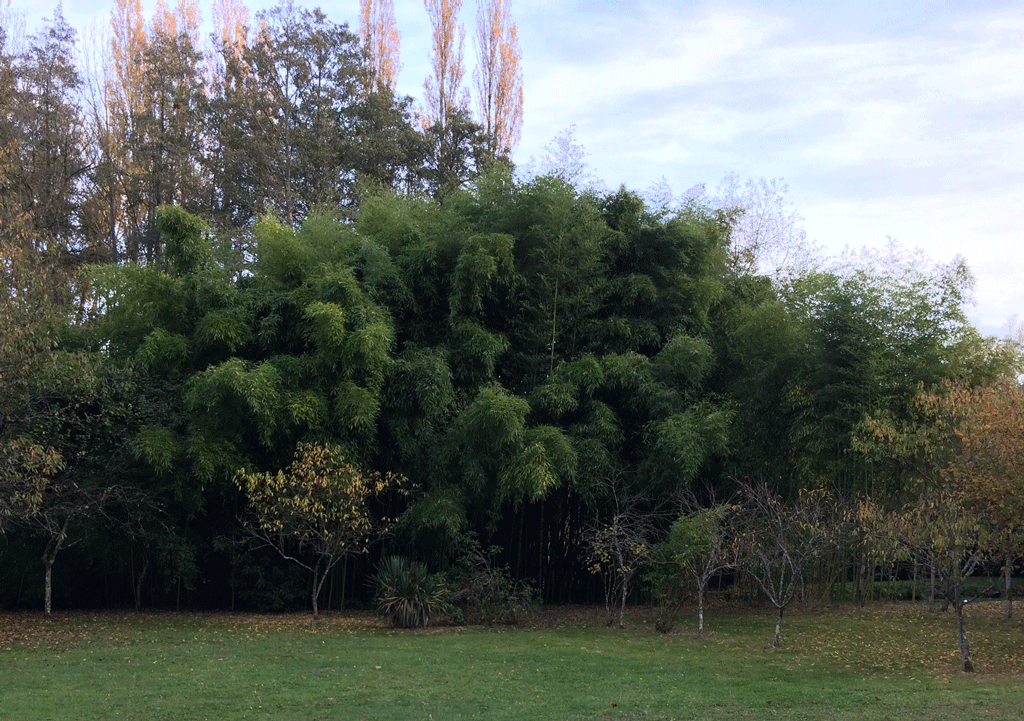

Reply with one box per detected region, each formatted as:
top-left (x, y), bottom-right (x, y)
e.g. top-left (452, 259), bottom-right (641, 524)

top-left (10, 0), bottom-right (1023, 335)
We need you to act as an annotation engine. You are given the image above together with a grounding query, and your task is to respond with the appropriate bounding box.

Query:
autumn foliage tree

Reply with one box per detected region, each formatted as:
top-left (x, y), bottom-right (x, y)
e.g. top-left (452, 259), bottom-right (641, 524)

top-left (902, 486), bottom-right (985, 672)
top-left (210, 0), bottom-right (250, 78)
top-left (472, 0), bottom-right (522, 159)
top-left (237, 442), bottom-right (409, 619)
top-left (422, 0), bottom-right (466, 130)
top-left (359, 0), bottom-right (401, 92)
top-left (421, 0), bottom-right (484, 196)
top-left (936, 377), bottom-right (1024, 619)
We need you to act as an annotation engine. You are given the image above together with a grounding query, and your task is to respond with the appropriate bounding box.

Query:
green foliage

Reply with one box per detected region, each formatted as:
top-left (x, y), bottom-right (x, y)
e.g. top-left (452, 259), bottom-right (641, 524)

top-left (5, 130), bottom-right (1008, 615)
top-left (188, 359), bottom-right (282, 449)
top-left (333, 380), bottom-right (380, 434)
top-left (785, 250), bottom-right (982, 494)
top-left (449, 321), bottom-right (509, 383)
top-left (131, 425), bottom-right (179, 477)
top-left (454, 385), bottom-right (529, 459)
top-left (643, 404), bottom-right (731, 487)
top-left (159, 205), bottom-right (211, 277)
top-left (652, 334), bottom-right (714, 389)
top-left (373, 555), bottom-right (446, 628)
top-left (498, 424), bottom-right (576, 503)
top-left (255, 215), bottom-right (306, 287)
top-left (282, 389), bottom-right (328, 431)
top-left (135, 328), bottom-right (189, 374)
top-left (340, 321), bottom-right (394, 389)
top-left (303, 301), bottom-right (347, 354)
top-left (449, 233), bottom-right (517, 317)
top-left (391, 487), bottom-right (469, 568)
top-left (670, 506), bottom-right (723, 563)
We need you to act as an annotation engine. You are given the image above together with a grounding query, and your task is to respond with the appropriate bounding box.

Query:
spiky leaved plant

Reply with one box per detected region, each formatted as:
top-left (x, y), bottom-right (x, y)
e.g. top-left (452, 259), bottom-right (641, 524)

top-left (373, 555), bottom-right (446, 628)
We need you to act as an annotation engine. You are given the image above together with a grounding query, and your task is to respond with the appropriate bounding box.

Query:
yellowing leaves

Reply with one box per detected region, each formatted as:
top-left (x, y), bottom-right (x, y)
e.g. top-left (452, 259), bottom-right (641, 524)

top-left (236, 442), bottom-right (411, 619)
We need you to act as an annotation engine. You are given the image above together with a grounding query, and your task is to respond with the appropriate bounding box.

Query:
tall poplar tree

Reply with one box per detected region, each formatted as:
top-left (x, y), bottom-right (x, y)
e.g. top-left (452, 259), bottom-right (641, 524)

top-left (101, 0), bottom-right (148, 261)
top-left (422, 0), bottom-right (466, 130)
top-left (210, 0), bottom-right (249, 79)
top-left (422, 0), bottom-right (483, 197)
top-left (472, 0), bottom-right (522, 159)
top-left (359, 0), bottom-right (401, 92)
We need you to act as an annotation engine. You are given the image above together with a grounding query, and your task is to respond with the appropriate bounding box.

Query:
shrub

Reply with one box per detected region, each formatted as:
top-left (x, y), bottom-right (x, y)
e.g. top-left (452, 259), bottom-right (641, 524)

top-left (646, 542), bottom-right (688, 633)
top-left (373, 555), bottom-right (446, 628)
top-left (445, 545), bottom-right (537, 626)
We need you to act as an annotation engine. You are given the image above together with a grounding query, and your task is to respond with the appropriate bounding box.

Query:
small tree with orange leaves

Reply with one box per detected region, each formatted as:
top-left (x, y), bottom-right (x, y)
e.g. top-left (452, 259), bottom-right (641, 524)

top-left (937, 377), bottom-right (1024, 619)
top-left (895, 485), bottom-right (985, 672)
top-left (237, 442), bottom-right (409, 619)
top-left (854, 376), bottom-right (1024, 671)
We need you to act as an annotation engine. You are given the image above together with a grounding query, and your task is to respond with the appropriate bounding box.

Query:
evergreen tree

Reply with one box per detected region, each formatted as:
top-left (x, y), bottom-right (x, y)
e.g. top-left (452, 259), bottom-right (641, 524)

top-left (9, 7), bottom-right (88, 254)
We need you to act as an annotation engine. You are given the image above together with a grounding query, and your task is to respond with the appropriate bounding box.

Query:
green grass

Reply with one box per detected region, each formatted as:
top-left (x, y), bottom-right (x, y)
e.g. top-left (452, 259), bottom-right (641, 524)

top-left (2, 602), bottom-right (1023, 720)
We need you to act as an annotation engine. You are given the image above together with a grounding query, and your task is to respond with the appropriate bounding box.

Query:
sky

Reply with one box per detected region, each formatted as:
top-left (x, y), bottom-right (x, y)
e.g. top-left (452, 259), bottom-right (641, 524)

top-left (9, 0), bottom-right (1023, 336)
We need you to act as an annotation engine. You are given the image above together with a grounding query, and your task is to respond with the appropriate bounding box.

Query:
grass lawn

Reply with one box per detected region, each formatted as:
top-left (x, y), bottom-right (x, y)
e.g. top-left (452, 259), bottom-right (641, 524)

top-left (2, 601), bottom-right (1023, 720)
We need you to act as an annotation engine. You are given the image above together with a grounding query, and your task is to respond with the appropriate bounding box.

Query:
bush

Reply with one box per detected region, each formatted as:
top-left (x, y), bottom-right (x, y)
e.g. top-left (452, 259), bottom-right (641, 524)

top-left (445, 545), bottom-right (537, 626)
top-left (646, 542), bottom-right (688, 633)
top-left (373, 555), bottom-right (446, 628)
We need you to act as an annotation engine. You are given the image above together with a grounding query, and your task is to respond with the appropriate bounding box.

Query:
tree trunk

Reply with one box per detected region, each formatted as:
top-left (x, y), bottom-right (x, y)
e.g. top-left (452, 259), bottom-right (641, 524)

top-left (856, 552), bottom-right (866, 605)
top-left (134, 557), bottom-right (149, 612)
top-left (41, 520), bottom-right (68, 616)
top-left (43, 558), bottom-right (53, 616)
top-left (697, 583), bottom-right (705, 639)
top-left (603, 574), bottom-right (614, 625)
top-left (341, 556), bottom-right (348, 612)
top-left (773, 604), bottom-right (785, 647)
top-left (911, 559), bottom-right (918, 604)
top-left (312, 566), bottom-right (329, 621)
top-left (1005, 555), bottom-right (1014, 620)
top-left (618, 573), bottom-right (628, 628)
top-left (954, 600), bottom-right (974, 672)
top-left (537, 499), bottom-right (545, 603)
